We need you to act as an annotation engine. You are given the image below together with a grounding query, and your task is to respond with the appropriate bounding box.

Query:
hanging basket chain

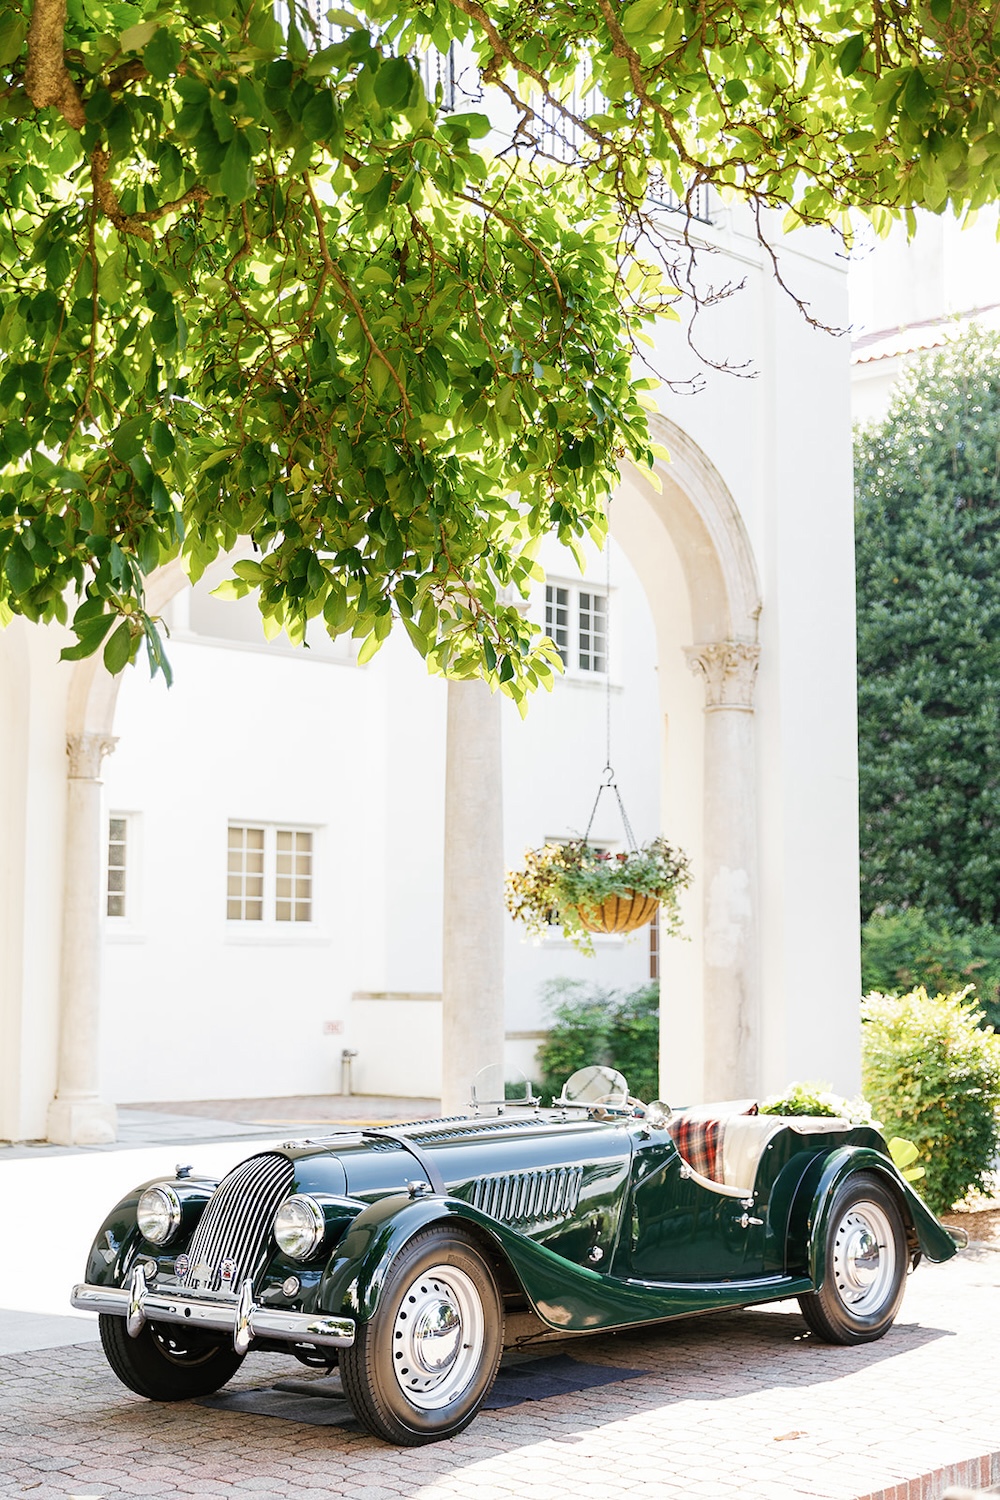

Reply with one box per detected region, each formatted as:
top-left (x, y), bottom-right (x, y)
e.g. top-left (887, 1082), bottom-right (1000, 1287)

top-left (581, 519), bottom-right (640, 854)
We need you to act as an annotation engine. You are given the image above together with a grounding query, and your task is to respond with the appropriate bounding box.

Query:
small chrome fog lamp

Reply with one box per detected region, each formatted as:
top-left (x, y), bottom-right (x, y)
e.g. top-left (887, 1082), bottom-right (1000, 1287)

top-left (137, 1184), bottom-right (182, 1245)
top-left (273, 1195), bottom-right (326, 1260)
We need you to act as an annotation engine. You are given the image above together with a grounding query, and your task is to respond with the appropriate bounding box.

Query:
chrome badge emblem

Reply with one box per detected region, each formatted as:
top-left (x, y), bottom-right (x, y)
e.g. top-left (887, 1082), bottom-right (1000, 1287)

top-left (219, 1257), bottom-right (238, 1287)
top-left (174, 1254), bottom-right (190, 1281)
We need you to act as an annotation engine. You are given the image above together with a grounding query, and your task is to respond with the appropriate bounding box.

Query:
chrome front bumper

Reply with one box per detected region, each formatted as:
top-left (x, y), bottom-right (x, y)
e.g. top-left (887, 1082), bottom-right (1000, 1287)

top-left (72, 1264), bottom-right (355, 1356)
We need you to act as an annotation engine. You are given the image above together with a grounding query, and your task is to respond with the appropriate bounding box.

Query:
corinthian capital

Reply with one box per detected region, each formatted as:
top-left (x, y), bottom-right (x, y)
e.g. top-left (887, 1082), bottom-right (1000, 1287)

top-left (685, 641), bottom-right (760, 710)
top-left (66, 731), bottom-right (118, 780)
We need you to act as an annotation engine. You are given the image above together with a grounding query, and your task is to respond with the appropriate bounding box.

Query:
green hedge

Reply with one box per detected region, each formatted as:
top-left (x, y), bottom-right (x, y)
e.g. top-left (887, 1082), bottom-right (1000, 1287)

top-left (862, 988), bottom-right (1000, 1212)
top-left (535, 979), bottom-right (660, 1104)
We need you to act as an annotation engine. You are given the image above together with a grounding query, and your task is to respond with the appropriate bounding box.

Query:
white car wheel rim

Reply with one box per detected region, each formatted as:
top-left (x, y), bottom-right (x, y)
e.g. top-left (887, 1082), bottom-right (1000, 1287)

top-left (390, 1263), bottom-right (485, 1411)
top-left (831, 1200), bottom-right (895, 1315)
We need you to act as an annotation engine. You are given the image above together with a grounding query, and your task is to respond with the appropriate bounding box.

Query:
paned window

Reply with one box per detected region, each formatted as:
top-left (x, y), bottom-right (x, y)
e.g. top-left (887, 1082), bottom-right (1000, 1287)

top-left (544, 582), bottom-right (609, 673)
top-left (276, 829), bottom-right (313, 923)
top-left (227, 824), bottom-right (314, 923)
top-left (107, 816), bottom-right (128, 918)
top-left (578, 590), bottom-right (607, 673)
top-left (227, 825), bottom-right (265, 921)
top-left (545, 585), bottom-right (570, 666)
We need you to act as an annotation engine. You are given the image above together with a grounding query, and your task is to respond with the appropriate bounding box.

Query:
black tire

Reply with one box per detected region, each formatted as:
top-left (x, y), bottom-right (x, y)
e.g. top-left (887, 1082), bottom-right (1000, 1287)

top-left (99, 1313), bottom-right (245, 1400)
top-left (797, 1172), bottom-right (908, 1345)
top-left (340, 1227), bottom-right (504, 1445)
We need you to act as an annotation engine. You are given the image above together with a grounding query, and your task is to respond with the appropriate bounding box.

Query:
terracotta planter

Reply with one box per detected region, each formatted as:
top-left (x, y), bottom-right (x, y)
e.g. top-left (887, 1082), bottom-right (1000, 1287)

top-left (573, 890), bottom-right (659, 934)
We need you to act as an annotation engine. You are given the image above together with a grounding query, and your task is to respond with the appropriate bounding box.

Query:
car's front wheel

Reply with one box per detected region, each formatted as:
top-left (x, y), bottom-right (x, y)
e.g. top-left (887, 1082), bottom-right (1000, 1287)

top-left (99, 1313), bottom-right (244, 1400)
top-left (340, 1226), bottom-right (504, 1445)
top-left (797, 1172), bottom-right (908, 1345)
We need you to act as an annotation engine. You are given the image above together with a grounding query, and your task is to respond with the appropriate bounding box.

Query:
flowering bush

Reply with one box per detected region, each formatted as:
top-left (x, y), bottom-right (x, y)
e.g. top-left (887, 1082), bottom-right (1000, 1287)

top-left (504, 836), bottom-right (691, 953)
top-left (759, 1082), bottom-right (875, 1126)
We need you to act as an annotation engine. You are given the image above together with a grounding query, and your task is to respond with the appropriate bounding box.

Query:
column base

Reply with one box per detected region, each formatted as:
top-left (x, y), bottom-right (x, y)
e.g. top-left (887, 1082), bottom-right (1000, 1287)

top-left (47, 1096), bottom-right (118, 1146)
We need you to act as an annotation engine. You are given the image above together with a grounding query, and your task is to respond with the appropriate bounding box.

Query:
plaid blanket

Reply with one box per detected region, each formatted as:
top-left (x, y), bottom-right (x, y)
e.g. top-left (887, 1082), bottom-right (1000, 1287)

top-left (668, 1115), bottom-right (722, 1182)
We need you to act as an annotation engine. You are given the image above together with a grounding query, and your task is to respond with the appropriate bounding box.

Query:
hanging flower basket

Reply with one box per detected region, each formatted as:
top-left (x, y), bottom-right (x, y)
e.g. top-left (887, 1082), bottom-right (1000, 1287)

top-left (505, 838), bottom-right (692, 954)
top-left (574, 890), bottom-right (661, 935)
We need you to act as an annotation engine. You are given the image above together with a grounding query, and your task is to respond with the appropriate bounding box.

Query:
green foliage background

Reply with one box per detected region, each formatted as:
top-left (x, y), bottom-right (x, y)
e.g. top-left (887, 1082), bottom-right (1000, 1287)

top-left (856, 328), bottom-right (1000, 924)
top-left (535, 978), bottom-right (660, 1105)
top-left (862, 908), bottom-right (1000, 1030)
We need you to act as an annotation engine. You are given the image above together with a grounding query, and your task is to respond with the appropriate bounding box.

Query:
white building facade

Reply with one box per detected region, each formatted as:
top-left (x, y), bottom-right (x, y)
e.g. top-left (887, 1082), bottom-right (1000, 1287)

top-left (0, 198), bottom-right (863, 1144)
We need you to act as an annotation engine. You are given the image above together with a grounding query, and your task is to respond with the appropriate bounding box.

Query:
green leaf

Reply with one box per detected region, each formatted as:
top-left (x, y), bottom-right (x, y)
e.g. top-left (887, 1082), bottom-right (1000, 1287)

top-left (724, 79), bottom-right (749, 104)
top-left (620, 0), bottom-right (671, 37)
top-left (374, 57), bottom-right (413, 109)
top-left (364, 171), bottom-right (393, 217)
top-left (120, 20), bottom-right (158, 53)
top-left (103, 620), bottom-right (132, 674)
top-left (150, 419), bottom-right (175, 459)
top-left (837, 34), bottom-right (866, 79)
top-left (59, 613), bottom-right (115, 661)
top-left (439, 112), bottom-right (491, 139)
top-left (0, 10), bottom-right (27, 65)
top-left (143, 28), bottom-right (182, 81)
top-left (356, 630), bottom-right (385, 664)
top-left (112, 415), bottom-right (147, 462)
top-left (300, 88), bottom-right (335, 141)
top-left (902, 68), bottom-right (935, 122)
top-left (4, 541), bottom-right (34, 596)
top-left (219, 133), bottom-right (253, 203)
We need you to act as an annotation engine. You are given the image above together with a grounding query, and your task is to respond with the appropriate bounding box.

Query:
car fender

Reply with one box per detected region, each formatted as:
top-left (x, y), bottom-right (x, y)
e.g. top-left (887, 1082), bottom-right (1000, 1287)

top-left (319, 1192), bottom-right (633, 1330)
top-left (800, 1146), bottom-right (960, 1286)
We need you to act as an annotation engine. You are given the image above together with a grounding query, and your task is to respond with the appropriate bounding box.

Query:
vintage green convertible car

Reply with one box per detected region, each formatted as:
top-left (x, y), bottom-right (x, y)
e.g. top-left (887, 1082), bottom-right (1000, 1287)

top-left (72, 1066), bottom-right (963, 1445)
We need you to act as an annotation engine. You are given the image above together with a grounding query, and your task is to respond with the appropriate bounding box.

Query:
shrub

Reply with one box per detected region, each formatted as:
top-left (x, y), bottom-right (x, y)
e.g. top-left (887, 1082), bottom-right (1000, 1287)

top-left (759, 1082), bottom-right (874, 1126)
top-left (861, 988), bottom-right (1000, 1212)
top-left (535, 978), bottom-right (660, 1104)
top-left (862, 908), bottom-right (1000, 1030)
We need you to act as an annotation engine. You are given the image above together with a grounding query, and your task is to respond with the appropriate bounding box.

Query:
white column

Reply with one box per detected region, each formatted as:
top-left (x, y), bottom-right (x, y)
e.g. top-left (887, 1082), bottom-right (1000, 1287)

top-left (47, 731), bottom-right (119, 1145)
top-left (441, 679), bottom-right (505, 1114)
top-left (685, 642), bottom-right (761, 1101)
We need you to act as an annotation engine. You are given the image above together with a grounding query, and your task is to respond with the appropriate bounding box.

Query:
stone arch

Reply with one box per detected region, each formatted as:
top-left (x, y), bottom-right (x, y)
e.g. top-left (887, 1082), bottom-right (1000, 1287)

top-left (612, 413), bottom-right (763, 1104)
top-left (50, 552), bottom-right (247, 1143)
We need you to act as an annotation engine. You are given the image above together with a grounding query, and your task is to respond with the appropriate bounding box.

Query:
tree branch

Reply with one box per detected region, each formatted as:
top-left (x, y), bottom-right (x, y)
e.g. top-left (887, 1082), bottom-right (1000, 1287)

top-left (24, 0), bottom-right (85, 129)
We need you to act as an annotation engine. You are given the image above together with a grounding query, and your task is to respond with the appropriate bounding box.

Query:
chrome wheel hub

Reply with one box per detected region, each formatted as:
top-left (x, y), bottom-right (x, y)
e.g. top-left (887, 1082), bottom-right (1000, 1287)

top-left (832, 1201), bottom-right (895, 1314)
top-left (390, 1263), bottom-right (484, 1411)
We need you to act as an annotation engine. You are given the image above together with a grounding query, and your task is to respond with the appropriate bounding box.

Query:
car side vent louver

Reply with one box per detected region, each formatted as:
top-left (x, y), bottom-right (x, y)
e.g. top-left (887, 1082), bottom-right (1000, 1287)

top-left (408, 1118), bottom-right (541, 1146)
top-left (468, 1165), bottom-right (584, 1223)
top-left (181, 1152), bottom-right (293, 1293)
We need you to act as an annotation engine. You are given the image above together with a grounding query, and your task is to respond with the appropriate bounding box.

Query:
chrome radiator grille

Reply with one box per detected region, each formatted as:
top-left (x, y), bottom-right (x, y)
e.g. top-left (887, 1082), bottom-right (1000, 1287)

top-left (468, 1165), bottom-right (584, 1224)
top-left (181, 1152), bottom-right (292, 1294)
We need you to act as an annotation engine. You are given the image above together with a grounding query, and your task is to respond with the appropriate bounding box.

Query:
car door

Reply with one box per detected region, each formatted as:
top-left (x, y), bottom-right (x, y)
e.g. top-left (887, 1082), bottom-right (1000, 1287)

top-left (623, 1130), bottom-right (766, 1283)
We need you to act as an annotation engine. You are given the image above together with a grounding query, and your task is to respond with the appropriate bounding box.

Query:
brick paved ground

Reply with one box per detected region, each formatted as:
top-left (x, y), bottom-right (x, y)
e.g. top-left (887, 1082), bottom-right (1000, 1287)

top-left (2, 1247), bottom-right (997, 1500)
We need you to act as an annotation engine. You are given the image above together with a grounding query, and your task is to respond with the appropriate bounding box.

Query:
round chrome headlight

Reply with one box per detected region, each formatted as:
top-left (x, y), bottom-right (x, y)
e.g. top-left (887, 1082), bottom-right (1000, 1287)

top-left (137, 1184), bottom-right (182, 1245)
top-left (273, 1195), bottom-right (326, 1260)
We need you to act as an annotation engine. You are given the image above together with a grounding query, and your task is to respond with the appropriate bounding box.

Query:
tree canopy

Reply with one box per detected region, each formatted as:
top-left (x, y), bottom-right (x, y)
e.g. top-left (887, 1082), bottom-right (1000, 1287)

top-left (856, 327), bottom-right (1000, 926)
top-left (4, 0), bottom-right (1000, 695)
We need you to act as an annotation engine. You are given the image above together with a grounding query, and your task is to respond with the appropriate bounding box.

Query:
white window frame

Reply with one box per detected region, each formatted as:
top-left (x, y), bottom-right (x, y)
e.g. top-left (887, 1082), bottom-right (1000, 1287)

top-left (225, 821), bottom-right (324, 940)
top-left (543, 578), bottom-right (612, 680)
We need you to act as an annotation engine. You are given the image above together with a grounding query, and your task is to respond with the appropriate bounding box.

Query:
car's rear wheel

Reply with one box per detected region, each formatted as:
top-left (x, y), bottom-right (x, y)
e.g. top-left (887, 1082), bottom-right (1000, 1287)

top-left (340, 1226), bottom-right (504, 1445)
top-left (99, 1313), bottom-right (244, 1400)
top-left (797, 1172), bottom-right (908, 1345)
